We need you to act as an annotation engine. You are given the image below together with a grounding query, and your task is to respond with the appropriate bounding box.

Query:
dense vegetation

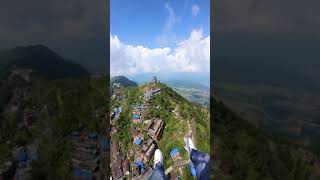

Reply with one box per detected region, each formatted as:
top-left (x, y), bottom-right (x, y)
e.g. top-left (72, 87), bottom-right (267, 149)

top-left (28, 76), bottom-right (108, 179)
top-left (113, 86), bottom-right (142, 153)
top-left (0, 74), bottom-right (107, 179)
top-left (111, 81), bottom-right (210, 173)
top-left (0, 45), bottom-right (109, 179)
top-left (111, 76), bottom-right (138, 87)
top-left (212, 96), bottom-right (320, 180)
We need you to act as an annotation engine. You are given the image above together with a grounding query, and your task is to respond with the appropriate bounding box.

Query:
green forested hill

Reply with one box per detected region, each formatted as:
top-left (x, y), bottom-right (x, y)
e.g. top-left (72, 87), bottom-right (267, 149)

top-left (0, 45), bottom-right (88, 79)
top-left (212, 96), bottom-right (320, 180)
top-left (111, 81), bottom-right (210, 178)
top-left (111, 76), bottom-right (138, 87)
top-left (0, 73), bottom-right (108, 179)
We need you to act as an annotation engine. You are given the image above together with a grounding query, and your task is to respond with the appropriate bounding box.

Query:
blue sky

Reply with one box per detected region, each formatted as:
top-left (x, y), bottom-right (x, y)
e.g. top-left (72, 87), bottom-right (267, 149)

top-left (110, 0), bottom-right (210, 85)
top-left (111, 0), bottom-right (209, 48)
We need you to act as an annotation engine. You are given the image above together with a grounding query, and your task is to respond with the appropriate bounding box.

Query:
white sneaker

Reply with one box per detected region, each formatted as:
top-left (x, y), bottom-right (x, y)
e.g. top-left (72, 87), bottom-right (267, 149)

top-left (154, 149), bottom-right (163, 168)
top-left (184, 137), bottom-right (197, 154)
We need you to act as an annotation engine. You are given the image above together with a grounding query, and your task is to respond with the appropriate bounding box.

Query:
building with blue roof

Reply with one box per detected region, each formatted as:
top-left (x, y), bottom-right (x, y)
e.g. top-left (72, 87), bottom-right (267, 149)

top-left (134, 160), bottom-right (145, 174)
top-left (134, 136), bottom-right (142, 145)
top-left (88, 132), bottom-right (97, 139)
top-left (170, 147), bottom-right (181, 161)
top-left (72, 168), bottom-right (93, 180)
top-left (100, 137), bottom-right (109, 152)
top-left (17, 151), bottom-right (28, 162)
top-left (132, 114), bottom-right (142, 123)
top-left (17, 150), bottom-right (28, 167)
top-left (31, 152), bottom-right (39, 161)
top-left (113, 107), bottom-right (122, 114)
top-left (132, 114), bottom-right (140, 119)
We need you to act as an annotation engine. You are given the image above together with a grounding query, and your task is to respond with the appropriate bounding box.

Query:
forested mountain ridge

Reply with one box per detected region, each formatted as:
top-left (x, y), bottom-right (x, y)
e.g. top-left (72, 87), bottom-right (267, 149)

top-left (0, 45), bottom-right (88, 80)
top-left (212, 96), bottom-right (320, 180)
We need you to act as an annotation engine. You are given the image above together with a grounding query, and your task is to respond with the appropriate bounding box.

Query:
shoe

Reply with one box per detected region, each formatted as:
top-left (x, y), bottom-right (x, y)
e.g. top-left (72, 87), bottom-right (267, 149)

top-left (154, 149), bottom-right (163, 168)
top-left (184, 137), bottom-right (197, 154)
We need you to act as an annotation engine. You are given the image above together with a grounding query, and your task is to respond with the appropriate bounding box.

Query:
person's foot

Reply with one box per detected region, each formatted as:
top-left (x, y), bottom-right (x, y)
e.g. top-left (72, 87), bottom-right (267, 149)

top-left (184, 137), bottom-right (197, 154)
top-left (154, 149), bottom-right (163, 168)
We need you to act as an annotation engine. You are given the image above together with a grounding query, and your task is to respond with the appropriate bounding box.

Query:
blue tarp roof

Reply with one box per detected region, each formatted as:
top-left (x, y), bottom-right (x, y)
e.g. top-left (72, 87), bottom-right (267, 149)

top-left (72, 168), bottom-right (93, 180)
top-left (170, 147), bottom-right (179, 157)
top-left (31, 152), bottom-right (39, 161)
top-left (17, 151), bottom-right (28, 162)
top-left (100, 137), bottom-right (109, 151)
top-left (134, 137), bottom-right (142, 145)
top-left (134, 160), bottom-right (144, 168)
top-left (132, 114), bottom-right (140, 119)
top-left (72, 130), bottom-right (80, 136)
top-left (88, 132), bottom-right (97, 139)
top-left (113, 107), bottom-right (122, 113)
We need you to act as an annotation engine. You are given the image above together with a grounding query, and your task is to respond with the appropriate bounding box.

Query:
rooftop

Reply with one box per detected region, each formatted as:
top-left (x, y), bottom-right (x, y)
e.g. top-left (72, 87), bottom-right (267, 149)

top-left (134, 137), bottom-right (142, 145)
top-left (132, 114), bottom-right (140, 119)
top-left (170, 147), bottom-right (179, 157)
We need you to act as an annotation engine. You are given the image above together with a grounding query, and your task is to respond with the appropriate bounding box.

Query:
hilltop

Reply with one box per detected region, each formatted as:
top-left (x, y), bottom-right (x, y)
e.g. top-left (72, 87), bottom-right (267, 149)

top-left (0, 45), bottom-right (88, 79)
top-left (110, 77), bottom-right (210, 179)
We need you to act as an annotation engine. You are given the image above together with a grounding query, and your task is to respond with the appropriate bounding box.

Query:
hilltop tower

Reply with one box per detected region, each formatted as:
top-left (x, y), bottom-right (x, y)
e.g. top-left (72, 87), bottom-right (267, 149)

top-left (152, 76), bottom-right (157, 83)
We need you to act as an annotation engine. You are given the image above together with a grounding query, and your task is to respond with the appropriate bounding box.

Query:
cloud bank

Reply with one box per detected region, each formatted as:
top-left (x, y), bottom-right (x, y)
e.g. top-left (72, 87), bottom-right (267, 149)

top-left (111, 29), bottom-right (210, 77)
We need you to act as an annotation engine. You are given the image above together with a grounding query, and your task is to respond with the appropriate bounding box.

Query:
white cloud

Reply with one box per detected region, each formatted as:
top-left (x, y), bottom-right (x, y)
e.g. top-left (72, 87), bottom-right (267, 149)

top-left (156, 3), bottom-right (180, 46)
top-left (192, 4), bottom-right (200, 16)
top-left (110, 29), bottom-right (210, 77)
top-left (164, 2), bottom-right (179, 30)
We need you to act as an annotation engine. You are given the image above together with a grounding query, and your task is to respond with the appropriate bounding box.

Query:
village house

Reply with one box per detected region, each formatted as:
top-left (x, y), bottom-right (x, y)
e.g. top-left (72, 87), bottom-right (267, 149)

top-left (70, 132), bottom-right (100, 178)
top-left (133, 104), bottom-right (144, 111)
top-left (143, 103), bottom-right (151, 110)
top-left (143, 87), bottom-right (161, 102)
top-left (9, 69), bottom-right (33, 83)
top-left (134, 135), bottom-right (143, 146)
top-left (151, 88), bottom-right (161, 95)
top-left (111, 107), bottom-right (122, 124)
top-left (137, 139), bottom-right (156, 163)
top-left (132, 114), bottom-right (143, 123)
top-left (113, 83), bottom-right (121, 88)
top-left (132, 109), bottom-right (141, 116)
top-left (113, 107), bottom-right (122, 114)
top-left (147, 118), bottom-right (165, 141)
top-left (143, 90), bottom-right (153, 102)
top-left (170, 147), bottom-right (181, 161)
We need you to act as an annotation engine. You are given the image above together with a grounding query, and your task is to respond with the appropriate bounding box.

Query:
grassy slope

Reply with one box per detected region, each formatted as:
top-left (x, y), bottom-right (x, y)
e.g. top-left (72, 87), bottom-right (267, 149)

top-left (112, 82), bottom-right (210, 176)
